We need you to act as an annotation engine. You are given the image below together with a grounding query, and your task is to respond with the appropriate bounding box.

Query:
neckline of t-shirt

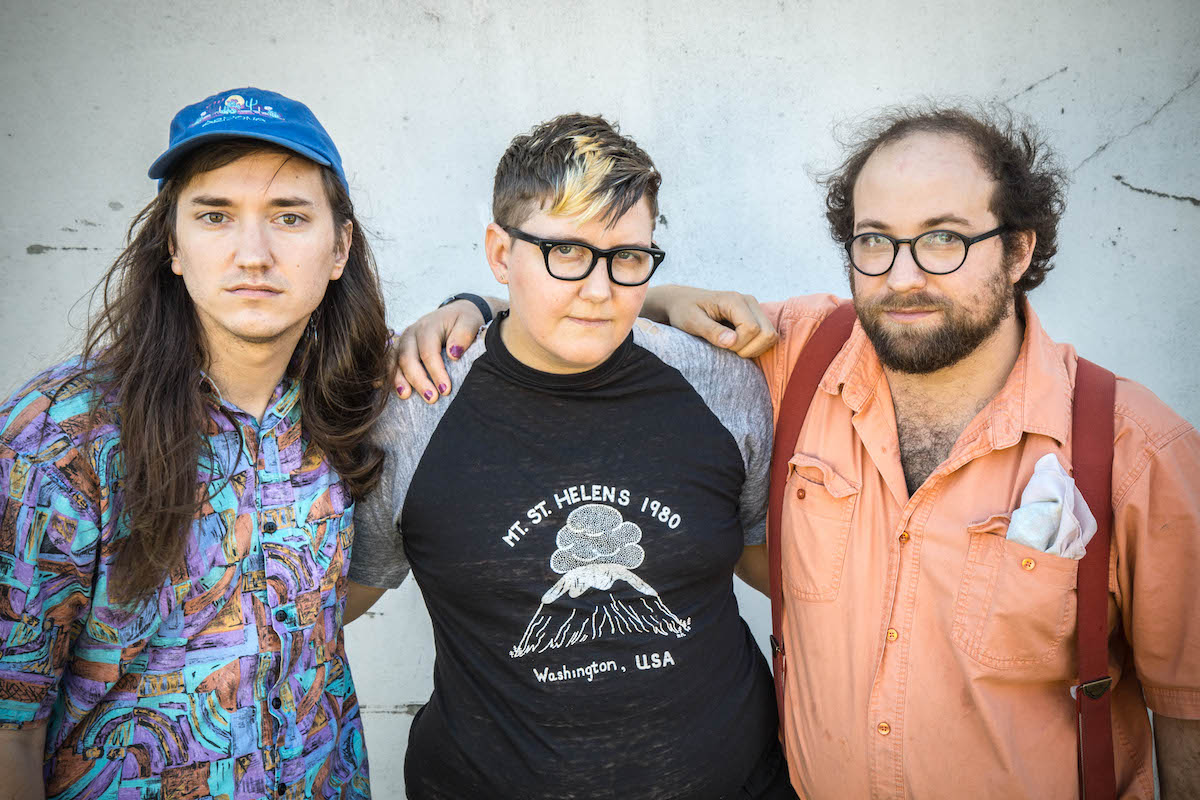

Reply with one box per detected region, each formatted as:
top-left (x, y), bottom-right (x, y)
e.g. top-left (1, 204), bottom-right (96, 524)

top-left (484, 310), bottom-right (636, 391)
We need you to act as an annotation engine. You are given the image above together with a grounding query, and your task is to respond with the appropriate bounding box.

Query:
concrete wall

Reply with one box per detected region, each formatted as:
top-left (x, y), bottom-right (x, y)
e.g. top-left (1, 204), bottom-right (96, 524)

top-left (1, 1), bottom-right (1196, 795)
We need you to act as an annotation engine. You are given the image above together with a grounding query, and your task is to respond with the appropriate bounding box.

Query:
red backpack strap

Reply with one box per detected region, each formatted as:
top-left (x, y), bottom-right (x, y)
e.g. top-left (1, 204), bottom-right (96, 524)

top-left (1072, 357), bottom-right (1117, 800)
top-left (767, 302), bottom-right (857, 720)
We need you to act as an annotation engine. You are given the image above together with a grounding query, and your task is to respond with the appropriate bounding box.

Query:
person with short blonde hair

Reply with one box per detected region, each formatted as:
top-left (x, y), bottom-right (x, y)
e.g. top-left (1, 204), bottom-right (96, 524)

top-left (394, 103), bottom-right (1200, 798)
top-left (347, 114), bottom-right (797, 799)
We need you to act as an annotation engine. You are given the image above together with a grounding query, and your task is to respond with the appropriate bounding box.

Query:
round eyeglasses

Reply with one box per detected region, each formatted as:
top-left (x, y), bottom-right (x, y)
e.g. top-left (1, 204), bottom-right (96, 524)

top-left (845, 226), bottom-right (1007, 276)
top-left (505, 227), bottom-right (665, 287)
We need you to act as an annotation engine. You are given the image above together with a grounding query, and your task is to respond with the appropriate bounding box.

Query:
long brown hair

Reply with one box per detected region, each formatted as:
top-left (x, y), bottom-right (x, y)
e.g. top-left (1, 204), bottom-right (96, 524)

top-left (79, 140), bottom-right (390, 603)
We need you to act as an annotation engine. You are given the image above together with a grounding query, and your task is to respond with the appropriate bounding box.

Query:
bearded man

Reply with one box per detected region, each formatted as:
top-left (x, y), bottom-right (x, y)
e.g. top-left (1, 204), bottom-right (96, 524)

top-left (397, 105), bottom-right (1200, 798)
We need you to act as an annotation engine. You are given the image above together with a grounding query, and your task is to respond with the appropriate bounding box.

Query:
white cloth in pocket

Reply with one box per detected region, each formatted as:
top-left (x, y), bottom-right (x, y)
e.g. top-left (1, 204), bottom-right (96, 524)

top-left (1006, 453), bottom-right (1098, 560)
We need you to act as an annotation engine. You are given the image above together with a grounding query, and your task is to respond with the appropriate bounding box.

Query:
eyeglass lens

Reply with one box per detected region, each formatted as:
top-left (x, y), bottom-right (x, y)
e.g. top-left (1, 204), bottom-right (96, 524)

top-left (850, 231), bottom-right (969, 275)
top-left (546, 243), bottom-right (655, 285)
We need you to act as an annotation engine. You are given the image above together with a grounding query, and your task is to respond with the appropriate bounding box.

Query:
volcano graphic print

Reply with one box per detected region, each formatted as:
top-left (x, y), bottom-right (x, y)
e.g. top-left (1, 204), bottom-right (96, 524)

top-left (510, 503), bottom-right (691, 658)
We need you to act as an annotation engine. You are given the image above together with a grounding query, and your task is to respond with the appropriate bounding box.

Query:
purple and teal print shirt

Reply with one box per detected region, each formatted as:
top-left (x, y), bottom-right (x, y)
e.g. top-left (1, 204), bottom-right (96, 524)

top-left (0, 361), bottom-right (369, 799)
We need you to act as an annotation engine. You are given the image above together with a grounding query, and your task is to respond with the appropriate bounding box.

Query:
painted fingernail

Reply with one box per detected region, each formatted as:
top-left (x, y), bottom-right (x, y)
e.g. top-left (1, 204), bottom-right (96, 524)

top-left (448, 345), bottom-right (463, 358)
top-left (438, 383), bottom-right (448, 395)
top-left (396, 385), bottom-right (406, 397)
top-left (423, 390), bottom-right (433, 401)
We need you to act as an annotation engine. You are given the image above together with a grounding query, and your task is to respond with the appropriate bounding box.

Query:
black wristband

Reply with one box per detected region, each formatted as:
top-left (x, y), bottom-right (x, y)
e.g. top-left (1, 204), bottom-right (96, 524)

top-left (438, 293), bottom-right (493, 326)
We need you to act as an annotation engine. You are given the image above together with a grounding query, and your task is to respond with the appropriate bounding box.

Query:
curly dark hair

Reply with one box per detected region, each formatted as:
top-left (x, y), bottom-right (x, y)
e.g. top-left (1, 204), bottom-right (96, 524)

top-left (821, 103), bottom-right (1068, 302)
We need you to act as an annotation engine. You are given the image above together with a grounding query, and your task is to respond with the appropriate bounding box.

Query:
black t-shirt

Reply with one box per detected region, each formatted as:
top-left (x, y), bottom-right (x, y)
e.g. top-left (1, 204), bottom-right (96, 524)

top-left (351, 316), bottom-right (777, 799)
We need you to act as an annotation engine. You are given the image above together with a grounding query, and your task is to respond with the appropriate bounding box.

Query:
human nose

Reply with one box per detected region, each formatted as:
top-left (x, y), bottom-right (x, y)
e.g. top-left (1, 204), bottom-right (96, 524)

top-left (578, 254), bottom-right (614, 301)
top-left (232, 220), bottom-right (272, 269)
top-left (886, 242), bottom-right (927, 293)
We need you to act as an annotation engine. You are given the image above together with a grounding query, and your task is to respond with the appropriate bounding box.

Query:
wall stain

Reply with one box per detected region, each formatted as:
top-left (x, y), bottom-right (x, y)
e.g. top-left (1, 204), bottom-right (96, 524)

top-left (27, 244), bottom-right (102, 254)
top-left (1004, 66), bottom-right (1068, 103)
top-left (1076, 68), bottom-right (1200, 172)
top-left (658, 214), bottom-right (668, 227)
top-left (364, 704), bottom-right (425, 716)
top-left (1112, 175), bottom-right (1200, 207)
top-left (108, 201), bottom-right (124, 211)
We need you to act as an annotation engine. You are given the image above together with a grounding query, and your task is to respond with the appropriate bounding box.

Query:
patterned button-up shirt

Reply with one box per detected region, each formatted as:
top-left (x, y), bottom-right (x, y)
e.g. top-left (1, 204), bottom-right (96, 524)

top-left (0, 360), bottom-right (369, 800)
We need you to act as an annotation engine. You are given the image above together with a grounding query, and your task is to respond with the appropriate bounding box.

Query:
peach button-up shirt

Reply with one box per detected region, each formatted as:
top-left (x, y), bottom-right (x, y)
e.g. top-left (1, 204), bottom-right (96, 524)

top-left (756, 295), bottom-right (1200, 799)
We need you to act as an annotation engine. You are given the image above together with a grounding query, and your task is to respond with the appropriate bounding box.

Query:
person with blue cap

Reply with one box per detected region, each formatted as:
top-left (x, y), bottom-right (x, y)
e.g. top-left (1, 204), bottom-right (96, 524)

top-left (0, 87), bottom-right (390, 799)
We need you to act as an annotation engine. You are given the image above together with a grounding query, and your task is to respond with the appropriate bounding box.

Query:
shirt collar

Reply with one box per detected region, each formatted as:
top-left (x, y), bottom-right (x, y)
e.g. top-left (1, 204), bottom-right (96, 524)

top-left (199, 371), bottom-right (301, 426)
top-left (820, 299), bottom-right (1071, 446)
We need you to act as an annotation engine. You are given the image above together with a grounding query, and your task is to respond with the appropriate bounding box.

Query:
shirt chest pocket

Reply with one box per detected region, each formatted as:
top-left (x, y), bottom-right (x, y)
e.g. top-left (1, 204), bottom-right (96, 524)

top-left (780, 453), bottom-right (860, 602)
top-left (951, 514), bottom-right (1078, 678)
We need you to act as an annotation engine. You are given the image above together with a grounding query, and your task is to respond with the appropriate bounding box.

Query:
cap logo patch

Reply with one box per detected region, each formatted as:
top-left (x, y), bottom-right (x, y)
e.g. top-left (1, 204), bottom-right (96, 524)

top-left (190, 94), bottom-right (283, 129)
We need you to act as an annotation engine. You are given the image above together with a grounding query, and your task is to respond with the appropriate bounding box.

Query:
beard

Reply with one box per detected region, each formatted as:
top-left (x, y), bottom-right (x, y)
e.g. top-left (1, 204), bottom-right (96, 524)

top-left (852, 265), bottom-right (1016, 374)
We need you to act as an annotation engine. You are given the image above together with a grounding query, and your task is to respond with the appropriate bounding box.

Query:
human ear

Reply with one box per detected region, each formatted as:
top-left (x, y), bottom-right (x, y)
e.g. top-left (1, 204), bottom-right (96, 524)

top-left (168, 238), bottom-right (182, 276)
top-left (1008, 230), bottom-right (1036, 284)
top-left (484, 223), bottom-right (512, 285)
top-left (331, 220), bottom-right (352, 280)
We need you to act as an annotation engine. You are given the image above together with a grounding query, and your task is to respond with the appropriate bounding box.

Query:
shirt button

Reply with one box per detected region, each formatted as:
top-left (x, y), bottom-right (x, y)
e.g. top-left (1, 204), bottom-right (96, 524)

top-left (277, 783), bottom-right (287, 796)
top-left (263, 521), bottom-right (278, 534)
top-left (795, 486), bottom-right (806, 500)
top-left (275, 610), bottom-right (287, 623)
top-left (898, 531), bottom-right (910, 543)
top-left (272, 697), bottom-right (282, 709)
top-left (886, 628), bottom-right (899, 642)
top-left (877, 721), bottom-right (891, 735)
top-left (1022, 558), bottom-right (1036, 571)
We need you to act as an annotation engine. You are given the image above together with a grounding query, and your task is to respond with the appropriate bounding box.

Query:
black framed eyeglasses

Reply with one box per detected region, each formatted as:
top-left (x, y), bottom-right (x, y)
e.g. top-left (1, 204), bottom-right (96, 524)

top-left (845, 226), bottom-right (1007, 276)
top-left (504, 227), bottom-right (666, 287)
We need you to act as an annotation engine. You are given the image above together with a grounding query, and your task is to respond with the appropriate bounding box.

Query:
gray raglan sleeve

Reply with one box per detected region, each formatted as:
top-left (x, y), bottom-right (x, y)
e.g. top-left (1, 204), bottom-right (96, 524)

top-left (632, 319), bottom-right (773, 545)
top-left (346, 398), bottom-right (413, 589)
top-left (347, 337), bottom-right (485, 588)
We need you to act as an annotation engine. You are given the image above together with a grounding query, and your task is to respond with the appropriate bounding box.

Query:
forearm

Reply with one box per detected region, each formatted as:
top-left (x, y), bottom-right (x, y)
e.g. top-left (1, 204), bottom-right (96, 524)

top-left (1156, 713), bottom-right (1200, 798)
top-left (640, 284), bottom-right (685, 324)
top-left (479, 294), bottom-right (508, 317)
top-left (640, 285), bottom-right (778, 356)
top-left (734, 544), bottom-right (769, 595)
top-left (343, 580), bottom-right (387, 624)
top-left (0, 725), bottom-right (47, 800)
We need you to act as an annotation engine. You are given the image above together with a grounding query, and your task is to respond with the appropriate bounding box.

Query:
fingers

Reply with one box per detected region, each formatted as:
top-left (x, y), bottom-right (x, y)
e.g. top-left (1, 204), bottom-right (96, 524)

top-left (391, 328), bottom-right (430, 401)
top-left (678, 306), bottom-right (745, 351)
top-left (390, 300), bottom-right (487, 403)
top-left (444, 312), bottom-right (482, 363)
top-left (726, 295), bottom-right (779, 358)
top-left (694, 292), bottom-right (778, 358)
top-left (415, 324), bottom-right (453, 403)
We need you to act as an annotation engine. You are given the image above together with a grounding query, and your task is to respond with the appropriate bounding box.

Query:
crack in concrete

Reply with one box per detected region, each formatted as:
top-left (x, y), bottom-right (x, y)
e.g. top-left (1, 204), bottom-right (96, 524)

top-left (27, 244), bottom-right (103, 254)
top-left (1004, 66), bottom-right (1068, 103)
top-left (1112, 175), bottom-right (1200, 207)
top-left (363, 703), bottom-right (425, 716)
top-left (1075, 68), bottom-right (1200, 172)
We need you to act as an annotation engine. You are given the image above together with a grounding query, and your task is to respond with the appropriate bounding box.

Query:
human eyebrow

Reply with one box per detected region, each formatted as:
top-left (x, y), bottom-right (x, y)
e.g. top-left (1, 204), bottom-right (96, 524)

top-left (189, 195), bottom-right (233, 207)
top-left (920, 214), bottom-right (973, 229)
top-left (534, 234), bottom-right (594, 247)
top-left (854, 219), bottom-right (890, 233)
top-left (267, 197), bottom-right (316, 209)
top-left (853, 214), bottom-right (975, 234)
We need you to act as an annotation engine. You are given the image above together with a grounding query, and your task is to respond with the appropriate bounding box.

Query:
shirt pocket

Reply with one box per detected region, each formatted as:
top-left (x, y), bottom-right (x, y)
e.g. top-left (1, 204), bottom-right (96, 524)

top-left (780, 453), bottom-right (860, 602)
top-left (951, 513), bottom-right (1078, 677)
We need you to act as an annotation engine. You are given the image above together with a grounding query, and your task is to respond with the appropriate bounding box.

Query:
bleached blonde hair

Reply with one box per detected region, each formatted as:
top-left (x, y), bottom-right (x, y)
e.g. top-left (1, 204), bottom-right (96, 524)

top-left (493, 114), bottom-right (660, 229)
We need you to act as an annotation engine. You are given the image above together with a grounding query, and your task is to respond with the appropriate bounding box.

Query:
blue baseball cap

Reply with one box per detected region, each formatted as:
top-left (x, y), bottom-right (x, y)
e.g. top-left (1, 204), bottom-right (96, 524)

top-left (147, 87), bottom-right (348, 190)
